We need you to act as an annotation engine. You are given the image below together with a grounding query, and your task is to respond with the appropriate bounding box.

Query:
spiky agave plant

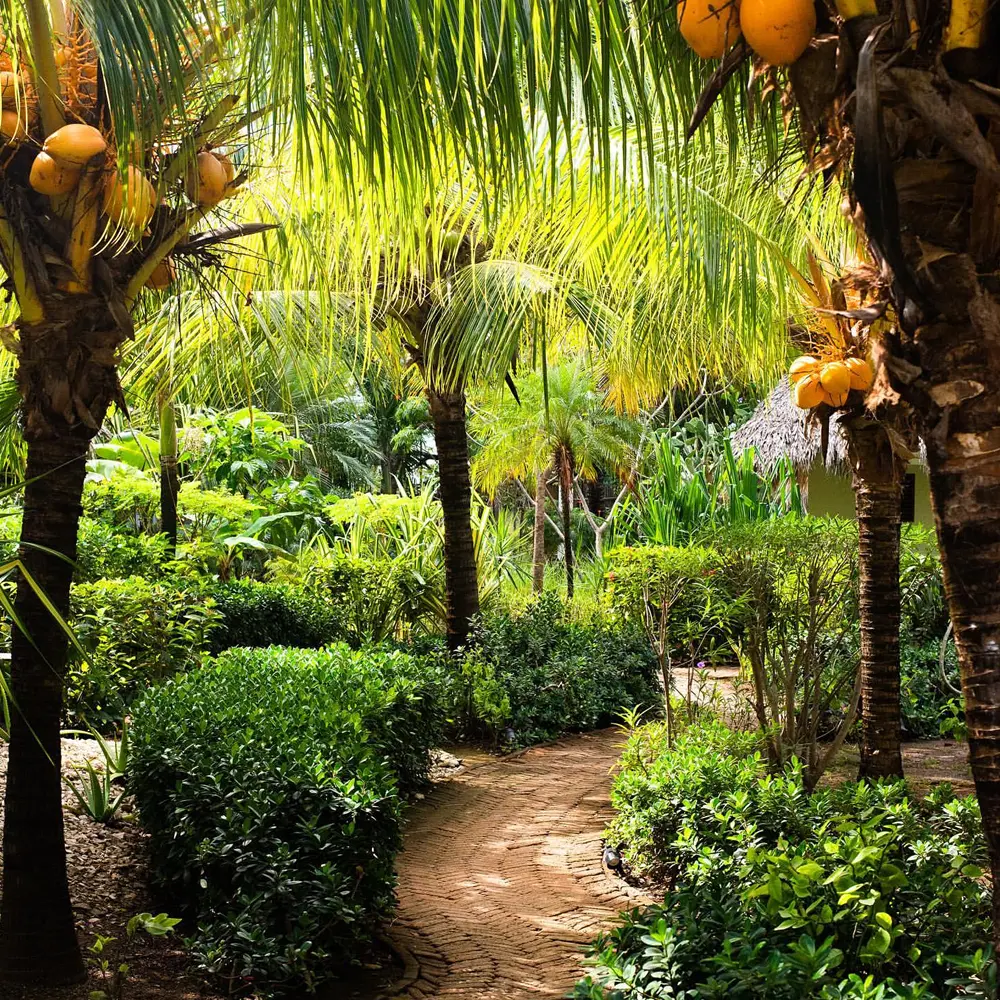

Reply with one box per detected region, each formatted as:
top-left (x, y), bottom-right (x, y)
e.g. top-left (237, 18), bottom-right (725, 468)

top-left (0, 1), bottom-right (271, 984)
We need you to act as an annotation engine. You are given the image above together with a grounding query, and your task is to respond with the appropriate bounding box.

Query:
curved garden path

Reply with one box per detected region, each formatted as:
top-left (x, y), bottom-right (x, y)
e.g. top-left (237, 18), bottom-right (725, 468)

top-left (378, 729), bottom-right (647, 1000)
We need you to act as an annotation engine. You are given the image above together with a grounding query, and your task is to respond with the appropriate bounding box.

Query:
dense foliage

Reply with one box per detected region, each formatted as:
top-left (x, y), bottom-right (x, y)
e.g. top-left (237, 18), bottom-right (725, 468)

top-left (130, 644), bottom-right (447, 994)
top-left (582, 721), bottom-right (991, 1000)
top-left (204, 580), bottom-right (342, 653)
top-left (66, 579), bottom-right (219, 730)
top-left (461, 593), bottom-right (660, 745)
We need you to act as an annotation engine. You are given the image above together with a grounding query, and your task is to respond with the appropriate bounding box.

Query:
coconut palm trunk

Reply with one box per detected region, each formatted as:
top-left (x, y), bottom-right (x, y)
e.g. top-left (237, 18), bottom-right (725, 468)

top-left (909, 310), bottom-right (1000, 943)
top-left (427, 382), bottom-right (481, 647)
top-left (849, 4), bottom-right (1000, 944)
top-left (557, 445), bottom-right (575, 598)
top-left (845, 418), bottom-right (905, 781)
top-left (159, 395), bottom-right (179, 554)
top-left (532, 467), bottom-right (547, 592)
top-left (0, 303), bottom-right (122, 983)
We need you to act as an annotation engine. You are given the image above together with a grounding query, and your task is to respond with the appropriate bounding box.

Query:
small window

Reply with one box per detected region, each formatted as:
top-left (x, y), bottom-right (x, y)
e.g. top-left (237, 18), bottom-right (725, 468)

top-left (901, 473), bottom-right (916, 523)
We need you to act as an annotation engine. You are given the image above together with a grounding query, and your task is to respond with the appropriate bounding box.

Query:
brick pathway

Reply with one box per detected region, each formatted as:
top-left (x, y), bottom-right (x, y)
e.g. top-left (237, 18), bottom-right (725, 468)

top-left (379, 729), bottom-right (646, 999)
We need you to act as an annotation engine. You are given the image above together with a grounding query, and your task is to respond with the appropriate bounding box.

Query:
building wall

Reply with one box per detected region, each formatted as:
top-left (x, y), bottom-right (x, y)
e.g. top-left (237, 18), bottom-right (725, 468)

top-left (806, 461), bottom-right (934, 529)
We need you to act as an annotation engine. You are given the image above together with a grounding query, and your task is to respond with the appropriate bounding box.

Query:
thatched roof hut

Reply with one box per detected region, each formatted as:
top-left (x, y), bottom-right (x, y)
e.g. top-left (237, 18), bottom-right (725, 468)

top-left (732, 378), bottom-right (850, 474)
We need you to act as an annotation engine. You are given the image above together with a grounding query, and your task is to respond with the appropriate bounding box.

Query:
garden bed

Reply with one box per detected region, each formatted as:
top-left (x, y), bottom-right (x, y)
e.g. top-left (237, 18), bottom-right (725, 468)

top-left (0, 739), bottom-right (218, 1000)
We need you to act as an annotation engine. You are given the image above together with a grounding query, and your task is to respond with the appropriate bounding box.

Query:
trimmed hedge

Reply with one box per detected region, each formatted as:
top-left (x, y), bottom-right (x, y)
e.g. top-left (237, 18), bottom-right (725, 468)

top-left (131, 644), bottom-right (446, 993)
top-left (206, 580), bottom-right (342, 653)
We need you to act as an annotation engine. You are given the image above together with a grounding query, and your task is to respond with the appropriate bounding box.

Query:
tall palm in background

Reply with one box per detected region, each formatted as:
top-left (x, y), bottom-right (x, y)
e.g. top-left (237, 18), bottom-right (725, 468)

top-left (472, 363), bottom-right (638, 596)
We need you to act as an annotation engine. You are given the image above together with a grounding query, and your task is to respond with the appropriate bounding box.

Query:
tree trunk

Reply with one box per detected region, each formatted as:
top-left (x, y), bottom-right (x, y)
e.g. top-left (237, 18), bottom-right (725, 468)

top-left (859, 23), bottom-right (1000, 947)
top-left (0, 435), bottom-right (89, 985)
top-left (0, 301), bottom-right (122, 985)
top-left (532, 467), bottom-right (547, 592)
top-left (846, 417), bottom-right (905, 781)
top-left (159, 395), bottom-right (179, 556)
top-left (427, 383), bottom-right (480, 648)
top-left (558, 447), bottom-right (574, 599)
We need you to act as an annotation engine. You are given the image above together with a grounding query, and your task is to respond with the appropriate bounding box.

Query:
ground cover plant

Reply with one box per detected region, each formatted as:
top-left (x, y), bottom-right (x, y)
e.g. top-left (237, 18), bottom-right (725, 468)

top-left (583, 720), bottom-right (991, 1000)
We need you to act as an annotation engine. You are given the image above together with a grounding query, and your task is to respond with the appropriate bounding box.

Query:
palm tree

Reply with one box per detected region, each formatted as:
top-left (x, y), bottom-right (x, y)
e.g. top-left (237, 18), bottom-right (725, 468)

top-left (784, 250), bottom-right (913, 781)
top-left (0, 3), bottom-right (288, 981)
top-left (472, 363), bottom-right (637, 596)
top-left (596, 0), bottom-right (1000, 925)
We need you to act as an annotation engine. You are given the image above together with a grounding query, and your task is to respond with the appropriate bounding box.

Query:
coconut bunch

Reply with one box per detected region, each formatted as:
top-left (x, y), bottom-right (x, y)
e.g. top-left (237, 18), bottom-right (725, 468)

top-left (785, 252), bottom-right (884, 411)
top-left (0, 11), bottom-right (243, 296)
top-left (677, 0), bottom-right (822, 66)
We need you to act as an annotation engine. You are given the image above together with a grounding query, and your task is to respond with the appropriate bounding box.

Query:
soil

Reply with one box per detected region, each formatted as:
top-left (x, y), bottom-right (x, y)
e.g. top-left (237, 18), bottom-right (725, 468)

top-left (826, 738), bottom-right (974, 796)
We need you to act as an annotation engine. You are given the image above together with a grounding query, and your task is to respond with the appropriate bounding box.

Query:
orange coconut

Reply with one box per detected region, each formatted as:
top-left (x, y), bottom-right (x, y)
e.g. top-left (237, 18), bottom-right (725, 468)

top-left (739, 0), bottom-right (816, 66)
top-left (103, 165), bottom-right (158, 230)
top-left (845, 357), bottom-right (874, 391)
top-left (43, 123), bottom-right (107, 167)
top-left (789, 355), bottom-right (820, 385)
top-left (29, 151), bottom-right (80, 195)
top-left (186, 150), bottom-right (228, 206)
top-left (819, 360), bottom-right (852, 397)
top-left (794, 374), bottom-right (825, 409)
top-left (145, 257), bottom-right (175, 291)
top-left (0, 109), bottom-right (27, 144)
top-left (678, 0), bottom-right (742, 59)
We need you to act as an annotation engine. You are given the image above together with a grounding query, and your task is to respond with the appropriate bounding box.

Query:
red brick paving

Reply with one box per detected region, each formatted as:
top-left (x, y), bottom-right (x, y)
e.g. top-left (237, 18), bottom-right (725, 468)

top-left (379, 730), bottom-right (646, 999)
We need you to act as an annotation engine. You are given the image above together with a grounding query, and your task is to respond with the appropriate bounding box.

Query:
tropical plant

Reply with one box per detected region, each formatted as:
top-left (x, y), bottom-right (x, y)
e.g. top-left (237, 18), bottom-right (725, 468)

top-left (472, 363), bottom-right (638, 597)
top-left (633, 437), bottom-right (801, 546)
top-left (786, 252), bottom-right (915, 782)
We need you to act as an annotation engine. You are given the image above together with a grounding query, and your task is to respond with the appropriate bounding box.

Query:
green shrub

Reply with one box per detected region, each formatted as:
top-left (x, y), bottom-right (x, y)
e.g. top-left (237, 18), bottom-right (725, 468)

top-left (205, 580), bottom-right (342, 653)
top-left (66, 578), bottom-right (219, 730)
top-left (274, 549), bottom-right (433, 645)
top-left (131, 644), bottom-right (445, 994)
top-left (75, 518), bottom-right (171, 582)
top-left (900, 632), bottom-right (960, 739)
top-left (464, 593), bottom-right (660, 744)
top-left (582, 723), bottom-right (990, 1000)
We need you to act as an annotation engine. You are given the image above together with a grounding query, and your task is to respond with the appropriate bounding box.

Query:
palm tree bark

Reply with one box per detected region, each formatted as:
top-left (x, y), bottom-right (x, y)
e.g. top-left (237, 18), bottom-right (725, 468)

top-left (859, 24), bottom-right (1000, 946)
top-left (558, 446), bottom-right (574, 598)
top-left (0, 303), bottom-right (122, 984)
top-left (159, 395), bottom-right (179, 555)
top-left (427, 383), bottom-right (480, 648)
top-left (846, 417), bottom-right (905, 781)
top-left (532, 467), bottom-right (547, 592)
top-left (0, 435), bottom-right (88, 985)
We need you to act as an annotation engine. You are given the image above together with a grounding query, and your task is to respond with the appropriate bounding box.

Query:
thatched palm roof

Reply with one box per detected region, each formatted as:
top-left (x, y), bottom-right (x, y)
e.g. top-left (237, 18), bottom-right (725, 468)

top-left (733, 378), bottom-right (850, 474)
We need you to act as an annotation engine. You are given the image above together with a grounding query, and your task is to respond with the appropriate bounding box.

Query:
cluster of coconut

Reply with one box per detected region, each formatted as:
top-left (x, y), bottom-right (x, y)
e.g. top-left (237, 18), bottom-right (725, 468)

top-left (0, 35), bottom-right (238, 293)
top-left (789, 354), bottom-right (874, 409)
top-left (678, 0), bottom-right (818, 66)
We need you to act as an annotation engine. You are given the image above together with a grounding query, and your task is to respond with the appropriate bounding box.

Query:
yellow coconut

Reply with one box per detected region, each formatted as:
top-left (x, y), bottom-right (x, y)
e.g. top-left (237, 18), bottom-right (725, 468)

top-left (29, 151), bottom-right (80, 195)
top-left (739, 0), bottom-right (816, 66)
top-left (845, 357), bottom-right (874, 391)
top-left (186, 150), bottom-right (227, 206)
top-left (103, 165), bottom-right (158, 231)
top-left (0, 109), bottom-right (27, 144)
top-left (43, 123), bottom-right (108, 167)
top-left (145, 257), bottom-right (175, 291)
top-left (794, 374), bottom-right (825, 409)
top-left (0, 71), bottom-right (22, 108)
top-left (819, 360), bottom-right (852, 397)
top-left (0, 54), bottom-right (11, 74)
top-left (678, 0), bottom-right (742, 59)
top-left (789, 355), bottom-right (820, 385)
top-left (824, 387), bottom-right (850, 407)
top-left (214, 152), bottom-right (235, 187)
